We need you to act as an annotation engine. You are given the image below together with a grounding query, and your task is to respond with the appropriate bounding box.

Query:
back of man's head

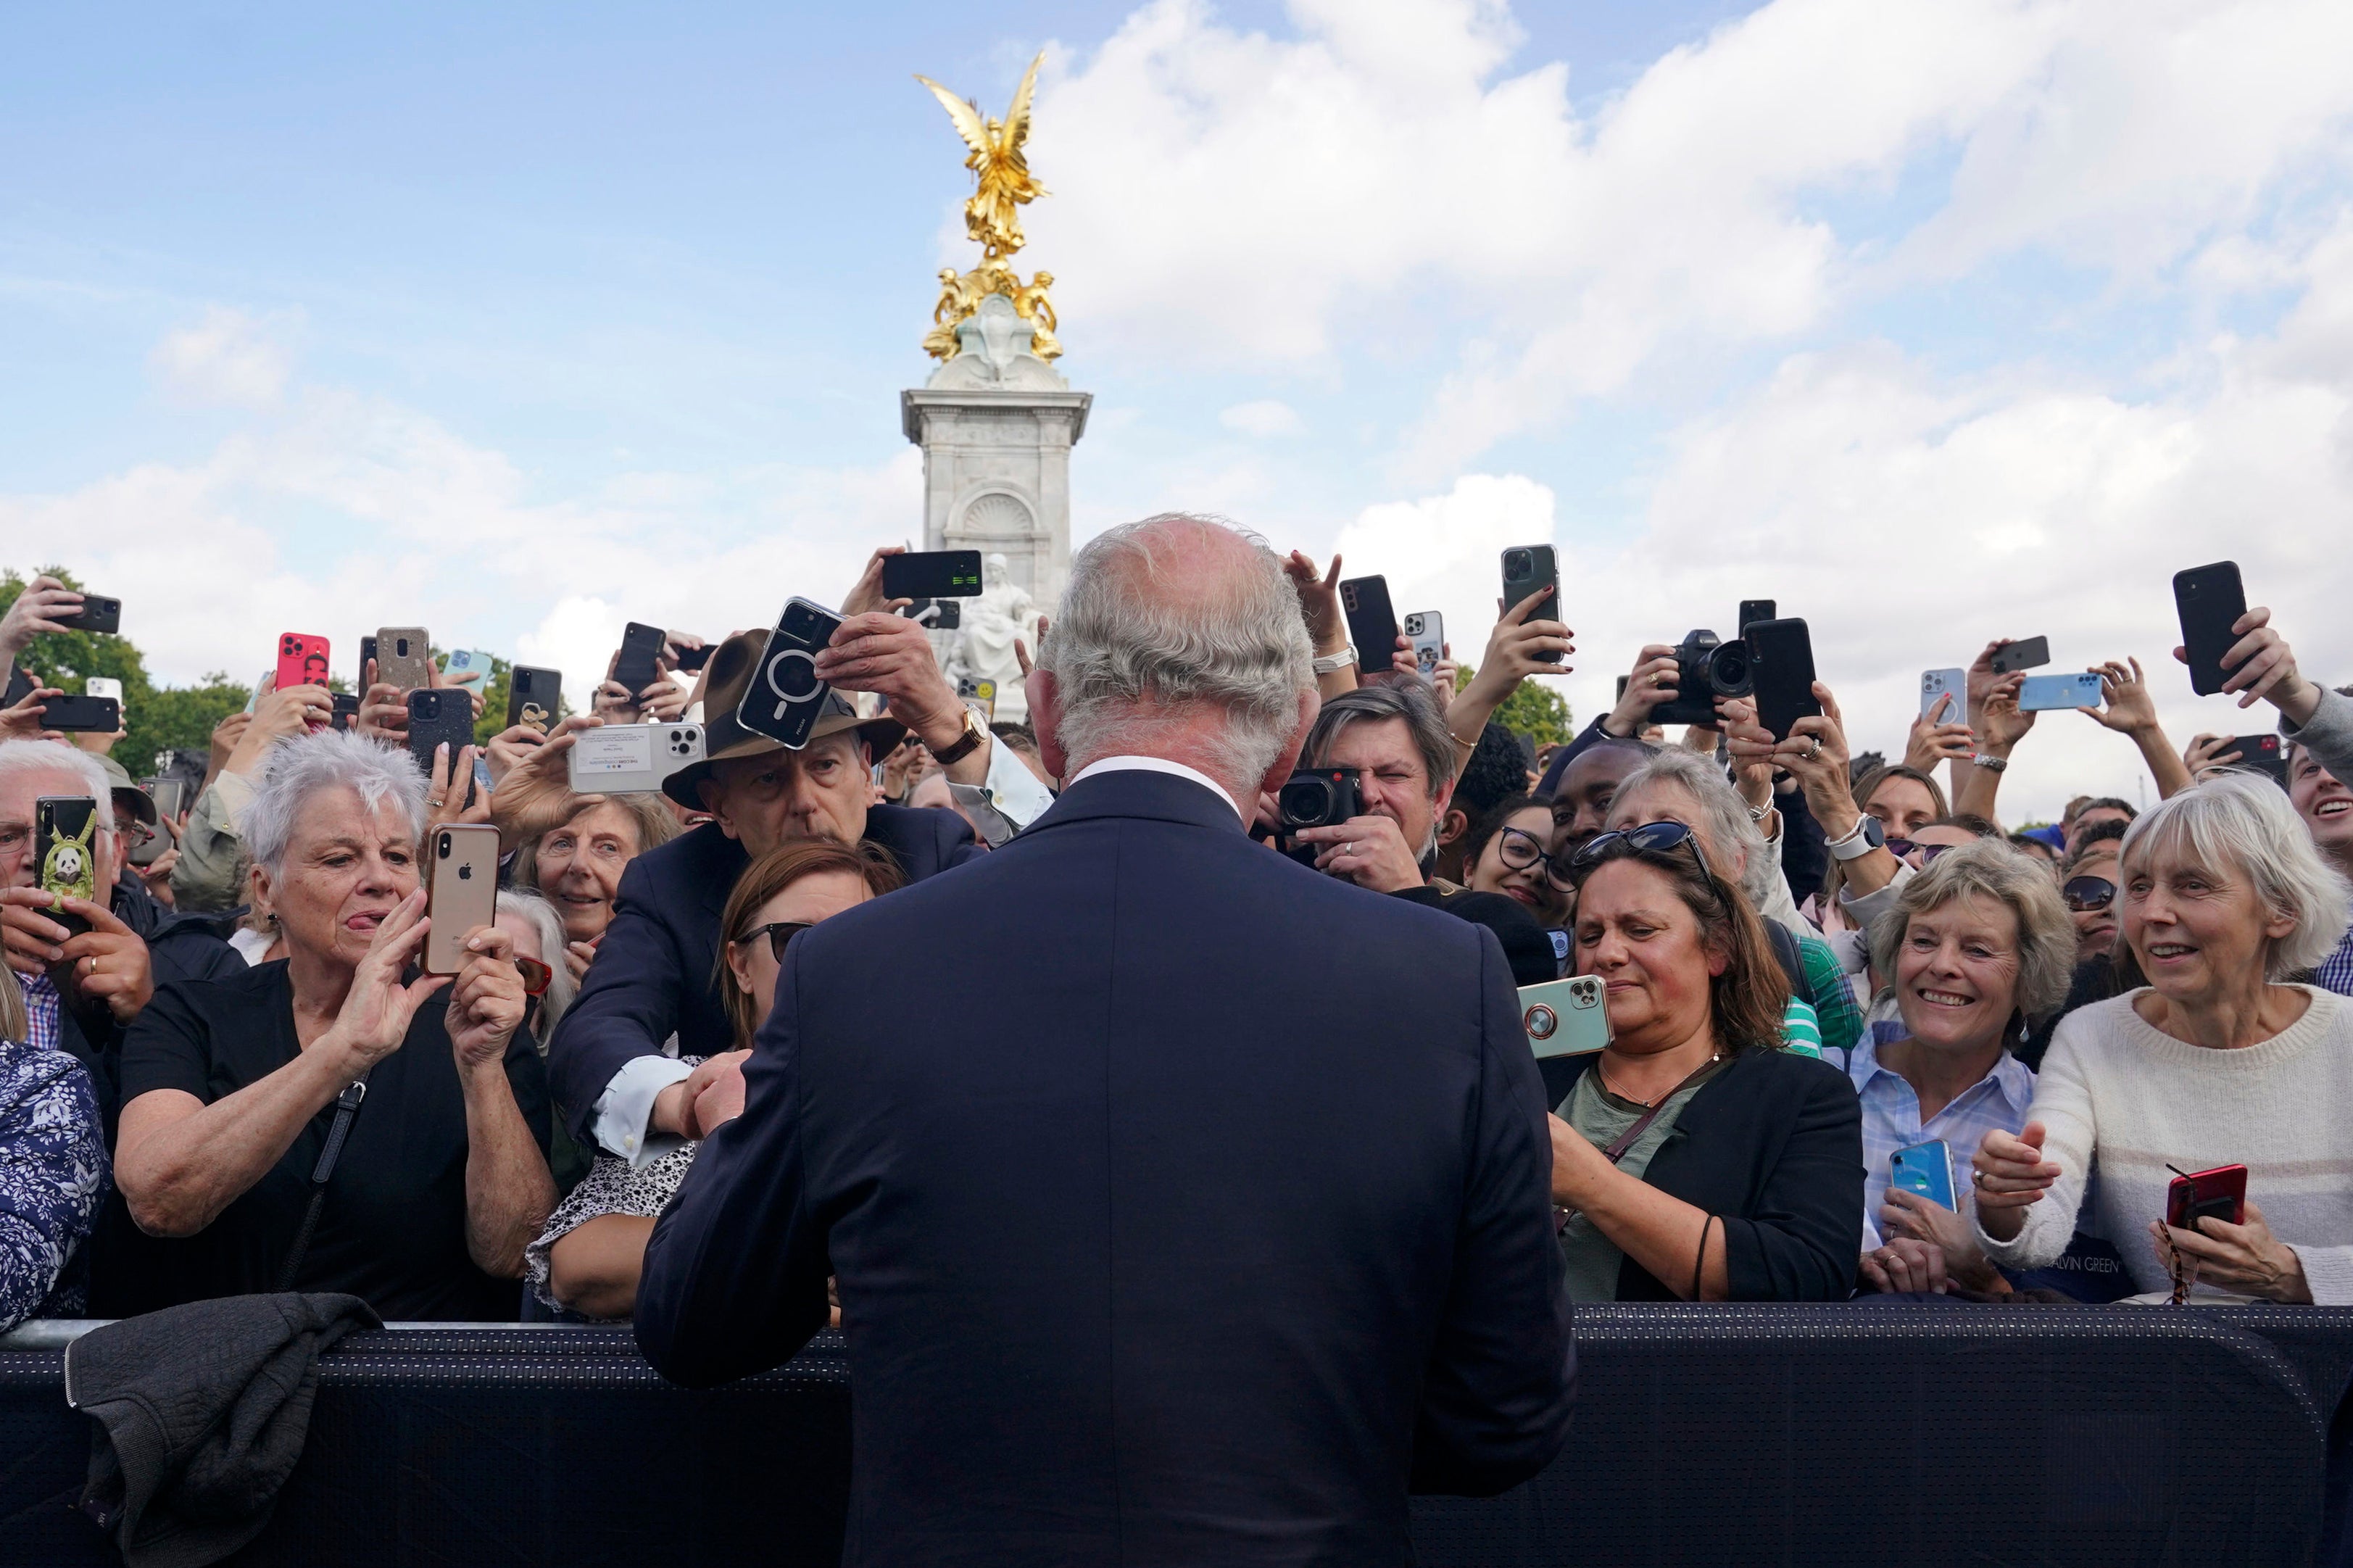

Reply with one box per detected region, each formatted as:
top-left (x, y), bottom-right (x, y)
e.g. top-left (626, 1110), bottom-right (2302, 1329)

top-left (1036, 514), bottom-right (1314, 791)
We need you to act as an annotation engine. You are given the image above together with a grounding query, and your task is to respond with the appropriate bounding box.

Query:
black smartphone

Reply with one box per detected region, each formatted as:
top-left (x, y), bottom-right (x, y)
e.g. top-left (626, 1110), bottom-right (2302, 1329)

top-left (1501, 545), bottom-right (1562, 664)
top-left (738, 599), bottom-right (844, 750)
top-left (1989, 636), bottom-right (2051, 676)
top-left (2174, 561), bottom-right (2246, 697)
top-left (883, 549), bottom-right (986, 602)
top-left (613, 621), bottom-right (668, 695)
top-left (405, 689), bottom-right (478, 802)
top-left (3, 665), bottom-right (32, 708)
top-left (34, 797), bottom-right (99, 942)
top-left (1738, 600), bottom-right (1777, 634)
top-left (56, 594), bottom-right (121, 634)
top-left (2226, 733), bottom-right (2287, 785)
top-left (330, 692), bottom-right (360, 732)
top-left (1337, 576), bottom-right (1400, 678)
top-left (672, 644), bottom-right (713, 673)
top-left (140, 777), bottom-right (188, 819)
top-left (1746, 618), bottom-right (1822, 741)
top-left (507, 665), bottom-right (563, 731)
top-left (39, 694), bottom-right (120, 733)
top-left (358, 634), bottom-right (378, 681)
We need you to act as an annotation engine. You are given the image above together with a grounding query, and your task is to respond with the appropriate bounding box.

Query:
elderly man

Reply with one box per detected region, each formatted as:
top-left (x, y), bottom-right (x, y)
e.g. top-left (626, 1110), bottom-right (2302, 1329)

top-left (547, 604), bottom-right (1050, 1166)
top-left (638, 513), bottom-right (1574, 1567)
top-left (0, 739), bottom-right (241, 1120)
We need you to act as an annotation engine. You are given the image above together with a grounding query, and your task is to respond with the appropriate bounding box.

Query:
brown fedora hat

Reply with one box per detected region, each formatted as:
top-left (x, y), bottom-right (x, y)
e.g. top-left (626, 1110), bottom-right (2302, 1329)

top-left (661, 628), bottom-right (908, 808)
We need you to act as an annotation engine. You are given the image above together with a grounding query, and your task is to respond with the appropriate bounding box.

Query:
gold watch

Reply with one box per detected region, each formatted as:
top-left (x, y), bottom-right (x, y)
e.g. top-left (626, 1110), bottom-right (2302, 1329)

top-left (931, 707), bottom-right (987, 766)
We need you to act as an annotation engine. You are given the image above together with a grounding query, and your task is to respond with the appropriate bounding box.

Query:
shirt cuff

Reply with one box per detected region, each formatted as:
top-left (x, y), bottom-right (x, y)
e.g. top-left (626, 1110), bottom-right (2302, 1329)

top-left (976, 740), bottom-right (1056, 835)
top-left (590, 1055), bottom-right (694, 1168)
top-left (209, 770), bottom-right (257, 826)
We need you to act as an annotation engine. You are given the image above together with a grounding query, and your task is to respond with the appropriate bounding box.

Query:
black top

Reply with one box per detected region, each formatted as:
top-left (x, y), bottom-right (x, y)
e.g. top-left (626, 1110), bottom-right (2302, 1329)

top-left (115, 962), bottom-right (552, 1322)
top-left (1574, 1045), bottom-right (1864, 1302)
top-left (636, 769), bottom-right (1574, 1567)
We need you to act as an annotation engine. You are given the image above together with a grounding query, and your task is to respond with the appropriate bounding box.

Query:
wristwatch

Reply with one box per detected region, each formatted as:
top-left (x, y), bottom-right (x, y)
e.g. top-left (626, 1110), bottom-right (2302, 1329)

top-left (931, 708), bottom-right (987, 766)
top-left (1311, 645), bottom-right (1358, 676)
top-left (1825, 814), bottom-right (1885, 863)
top-left (1970, 752), bottom-right (2009, 773)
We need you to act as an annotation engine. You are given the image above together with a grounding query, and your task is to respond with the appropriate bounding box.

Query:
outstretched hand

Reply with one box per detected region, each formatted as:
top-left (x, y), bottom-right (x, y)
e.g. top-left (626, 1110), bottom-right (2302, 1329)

top-left (325, 891), bottom-right (450, 1072)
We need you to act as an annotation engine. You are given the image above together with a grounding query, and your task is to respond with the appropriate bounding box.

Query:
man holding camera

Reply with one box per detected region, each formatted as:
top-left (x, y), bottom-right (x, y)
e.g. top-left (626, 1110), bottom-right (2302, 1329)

top-left (547, 600), bottom-right (1039, 1167)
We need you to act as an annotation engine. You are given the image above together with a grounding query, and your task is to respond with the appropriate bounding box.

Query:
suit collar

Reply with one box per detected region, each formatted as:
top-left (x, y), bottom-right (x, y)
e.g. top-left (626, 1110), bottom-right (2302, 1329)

top-left (1020, 767), bottom-right (1249, 837)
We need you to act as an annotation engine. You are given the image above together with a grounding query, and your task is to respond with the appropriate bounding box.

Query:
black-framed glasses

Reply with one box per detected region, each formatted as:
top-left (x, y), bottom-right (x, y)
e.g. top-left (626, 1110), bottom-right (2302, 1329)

top-left (1564, 820), bottom-right (1711, 888)
top-left (2062, 875), bottom-right (2117, 914)
top-left (734, 921), bottom-right (815, 963)
top-left (1492, 825), bottom-right (1552, 872)
top-left (1885, 838), bottom-right (1959, 866)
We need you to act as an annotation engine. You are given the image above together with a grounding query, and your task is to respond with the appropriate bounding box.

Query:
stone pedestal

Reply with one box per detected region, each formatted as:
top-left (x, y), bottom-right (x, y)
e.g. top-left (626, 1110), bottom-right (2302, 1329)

top-left (901, 294), bottom-right (1092, 609)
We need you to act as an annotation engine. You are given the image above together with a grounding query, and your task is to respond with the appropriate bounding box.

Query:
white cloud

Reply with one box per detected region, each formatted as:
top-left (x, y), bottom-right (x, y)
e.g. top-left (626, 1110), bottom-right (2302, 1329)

top-left (1333, 472), bottom-right (1559, 659)
top-left (148, 307), bottom-right (299, 408)
top-left (1219, 399), bottom-right (1305, 438)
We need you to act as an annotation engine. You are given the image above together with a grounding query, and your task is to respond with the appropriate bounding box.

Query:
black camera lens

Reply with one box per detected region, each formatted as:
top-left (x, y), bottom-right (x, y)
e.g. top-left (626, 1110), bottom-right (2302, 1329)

top-left (1707, 639), bottom-right (1752, 697)
top-left (1277, 777), bottom-right (1333, 828)
top-left (437, 832), bottom-right (450, 859)
top-left (1505, 548), bottom-right (1532, 576)
top-left (782, 603), bottom-right (821, 636)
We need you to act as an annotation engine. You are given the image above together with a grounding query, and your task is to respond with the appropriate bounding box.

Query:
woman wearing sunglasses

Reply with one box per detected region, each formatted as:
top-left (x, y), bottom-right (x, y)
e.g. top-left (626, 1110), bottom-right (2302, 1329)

top-left (1546, 821), bottom-right (1863, 1302)
top-left (528, 838), bottom-right (902, 1320)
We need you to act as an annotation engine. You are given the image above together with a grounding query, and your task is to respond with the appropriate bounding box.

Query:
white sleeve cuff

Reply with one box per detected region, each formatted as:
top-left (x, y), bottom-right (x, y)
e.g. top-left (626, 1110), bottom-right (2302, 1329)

top-left (2289, 1244), bottom-right (2353, 1306)
top-left (590, 1055), bottom-right (694, 1167)
top-left (977, 739), bottom-right (1056, 834)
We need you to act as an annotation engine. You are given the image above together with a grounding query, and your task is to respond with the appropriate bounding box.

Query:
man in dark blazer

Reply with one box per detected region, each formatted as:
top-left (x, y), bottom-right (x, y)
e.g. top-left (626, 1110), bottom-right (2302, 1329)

top-left (547, 627), bottom-right (980, 1161)
top-left (638, 516), bottom-right (1574, 1567)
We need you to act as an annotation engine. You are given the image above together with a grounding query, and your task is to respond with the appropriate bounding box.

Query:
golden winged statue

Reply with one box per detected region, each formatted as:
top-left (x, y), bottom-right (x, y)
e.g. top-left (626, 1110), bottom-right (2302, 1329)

top-left (916, 51), bottom-right (1049, 260)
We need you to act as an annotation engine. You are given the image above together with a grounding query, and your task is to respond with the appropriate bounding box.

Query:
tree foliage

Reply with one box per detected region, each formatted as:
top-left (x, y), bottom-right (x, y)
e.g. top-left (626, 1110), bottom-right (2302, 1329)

top-left (1452, 663), bottom-right (1576, 749)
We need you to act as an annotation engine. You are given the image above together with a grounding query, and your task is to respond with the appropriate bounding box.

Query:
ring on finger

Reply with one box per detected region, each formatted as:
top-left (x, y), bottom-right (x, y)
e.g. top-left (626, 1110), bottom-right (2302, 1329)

top-left (1804, 736), bottom-right (1823, 760)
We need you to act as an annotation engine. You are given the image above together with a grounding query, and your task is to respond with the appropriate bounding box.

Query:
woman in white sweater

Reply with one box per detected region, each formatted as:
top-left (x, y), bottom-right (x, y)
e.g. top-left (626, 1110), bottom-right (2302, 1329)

top-left (1972, 773), bottom-right (2353, 1302)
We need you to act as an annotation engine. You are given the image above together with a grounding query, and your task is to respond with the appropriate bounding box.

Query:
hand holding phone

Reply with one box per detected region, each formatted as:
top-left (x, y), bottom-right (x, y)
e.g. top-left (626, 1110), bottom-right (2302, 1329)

top-left (1337, 576), bottom-right (1399, 679)
top-left (1500, 547), bottom-right (1562, 665)
top-left (275, 634), bottom-right (331, 698)
top-left (2173, 563), bottom-right (2246, 697)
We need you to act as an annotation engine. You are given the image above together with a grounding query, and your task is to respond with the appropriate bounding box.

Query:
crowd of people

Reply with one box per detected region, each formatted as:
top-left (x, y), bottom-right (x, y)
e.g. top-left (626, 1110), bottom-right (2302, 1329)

top-left (1, 526), bottom-right (2349, 1338)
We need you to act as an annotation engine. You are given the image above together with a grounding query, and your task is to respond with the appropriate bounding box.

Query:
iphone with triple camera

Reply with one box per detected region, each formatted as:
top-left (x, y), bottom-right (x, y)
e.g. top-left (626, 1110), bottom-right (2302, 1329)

top-left (275, 633), bottom-right (331, 696)
top-left (738, 600), bottom-right (844, 750)
top-left (566, 722), bottom-right (705, 795)
top-left (1500, 546), bottom-right (1561, 663)
top-left (425, 824), bottom-right (501, 975)
top-left (1404, 611), bottom-right (1445, 679)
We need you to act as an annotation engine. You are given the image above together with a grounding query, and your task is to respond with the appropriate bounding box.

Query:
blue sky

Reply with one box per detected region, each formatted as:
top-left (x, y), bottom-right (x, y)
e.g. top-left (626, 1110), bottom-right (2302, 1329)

top-left (6, 0), bottom-right (2352, 818)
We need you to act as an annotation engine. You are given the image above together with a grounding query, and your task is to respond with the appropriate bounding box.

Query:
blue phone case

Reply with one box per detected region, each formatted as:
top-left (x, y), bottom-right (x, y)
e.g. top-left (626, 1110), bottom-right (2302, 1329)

top-left (1891, 1140), bottom-right (1956, 1210)
top-left (2017, 671), bottom-right (2104, 711)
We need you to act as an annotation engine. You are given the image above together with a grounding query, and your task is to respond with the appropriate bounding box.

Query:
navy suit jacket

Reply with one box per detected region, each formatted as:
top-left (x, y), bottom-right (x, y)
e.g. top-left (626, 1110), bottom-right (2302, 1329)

top-left (546, 807), bottom-right (978, 1140)
top-left (635, 768), bottom-right (1575, 1567)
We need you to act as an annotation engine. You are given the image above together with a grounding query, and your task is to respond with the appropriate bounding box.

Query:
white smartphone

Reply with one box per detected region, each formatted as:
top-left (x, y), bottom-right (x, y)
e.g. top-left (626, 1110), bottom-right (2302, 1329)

top-left (1404, 612), bottom-right (1445, 679)
top-left (1521, 975), bottom-right (1609, 1058)
top-left (86, 677), bottom-right (123, 703)
top-left (566, 722), bottom-right (706, 795)
top-left (1920, 667), bottom-right (1965, 721)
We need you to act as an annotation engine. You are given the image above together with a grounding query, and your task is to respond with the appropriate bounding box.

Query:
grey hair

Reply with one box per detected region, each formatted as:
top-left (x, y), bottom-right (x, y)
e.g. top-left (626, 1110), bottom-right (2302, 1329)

top-left (1304, 680), bottom-right (1458, 805)
top-left (497, 889), bottom-right (577, 1046)
top-left (1038, 514), bottom-right (1315, 784)
top-left (2119, 771), bottom-right (2353, 979)
top-left (1868, 838), bottom-right (2077, 1016)
top-left (1609, 747), bottom-right (1774, 908)
top-left (0, 739), bottom-right (115, 834)
top-left (244, 729), bottom-right (428, 880)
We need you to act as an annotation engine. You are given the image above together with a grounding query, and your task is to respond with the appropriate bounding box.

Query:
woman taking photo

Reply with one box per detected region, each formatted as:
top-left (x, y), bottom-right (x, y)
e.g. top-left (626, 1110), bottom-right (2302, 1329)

top-left (1851, 840), bottom-right (2075, 1295)
top-left (1548, 824), bottom-right (1862, 1301)
top-left (528, 837), bottom-right (902, 1319)
top-left (1974, 775), bottom-right (2353, 1302)
top-left (112, 730), bottom-right (555, 1320)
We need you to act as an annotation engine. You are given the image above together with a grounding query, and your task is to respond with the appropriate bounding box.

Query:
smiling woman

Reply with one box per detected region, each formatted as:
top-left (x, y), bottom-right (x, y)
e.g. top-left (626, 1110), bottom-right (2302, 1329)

top-left (509, 794), bottom-right (681, 970)
top-left (105, 729), bottom-right (555, 1319)
top-left (1973, 775), bottom-right (2353, 1303)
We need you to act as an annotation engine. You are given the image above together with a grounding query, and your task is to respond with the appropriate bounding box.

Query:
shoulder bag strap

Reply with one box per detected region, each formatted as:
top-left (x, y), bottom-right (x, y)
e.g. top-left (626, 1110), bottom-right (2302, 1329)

top-left (275, 1077), bottom-right (368, 1292)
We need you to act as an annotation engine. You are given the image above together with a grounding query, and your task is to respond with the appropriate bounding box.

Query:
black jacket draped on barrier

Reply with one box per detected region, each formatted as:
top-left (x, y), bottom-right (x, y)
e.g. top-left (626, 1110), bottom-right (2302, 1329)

top-left (634, 767), bottom-right (1577, 1568)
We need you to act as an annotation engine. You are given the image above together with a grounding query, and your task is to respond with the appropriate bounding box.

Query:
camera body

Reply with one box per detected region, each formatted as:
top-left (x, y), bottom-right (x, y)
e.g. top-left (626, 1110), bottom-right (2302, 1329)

top-left (1277, 766), bottom-right (1361, 831)
top-left (739, 598), bottom-right (844, 750)
top-left (1651, 629), bottom-right (1753, 728)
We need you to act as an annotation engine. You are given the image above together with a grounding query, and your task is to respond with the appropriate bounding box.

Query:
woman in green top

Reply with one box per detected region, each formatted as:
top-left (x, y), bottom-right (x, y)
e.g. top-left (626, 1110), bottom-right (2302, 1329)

top-left (1547, 822), bottom-right (1865, 1302)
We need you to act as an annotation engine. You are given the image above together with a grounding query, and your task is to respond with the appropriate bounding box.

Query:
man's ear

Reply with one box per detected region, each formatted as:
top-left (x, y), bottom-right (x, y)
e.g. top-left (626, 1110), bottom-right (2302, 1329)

top-left (1030, 671), bottom-right (1069, 780)
top-left (1437, 804), bottom-right (1471, 848)
top-left (1252, 687), bottom-right (1322, 801)
top-left (697, 776), bottom-right (739, 841)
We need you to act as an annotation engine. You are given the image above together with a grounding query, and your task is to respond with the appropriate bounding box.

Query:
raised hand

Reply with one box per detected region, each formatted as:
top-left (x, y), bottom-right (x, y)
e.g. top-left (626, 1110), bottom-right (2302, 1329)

top-left (323, 890), bottom-right (450, 1072)
top-left (490, 715), bottom-right (605, 844)
top-left (54, 897), bottom-right (157, 1022)
top-left (1606, 645), bottom-right (1678, 739)
top-left (444, 921), bottom-right (528, 1072)
top-left (0, 684), bottom-right (65, 743)
top-left (2081, 658), bottom-right (2157, 734)
top-left (0, 575), bottom-right (84, 657)
top-left (1280, 550), bottom-right (1348, 660)
top-left (2183, 732), bottom-right (2244, 781)
top-left (2181, 605), bottom-right (2322, 723)
top-left (425, 743), bottom-right (493, 831)
top-left (1903, 691), bottom-right (1975, 771)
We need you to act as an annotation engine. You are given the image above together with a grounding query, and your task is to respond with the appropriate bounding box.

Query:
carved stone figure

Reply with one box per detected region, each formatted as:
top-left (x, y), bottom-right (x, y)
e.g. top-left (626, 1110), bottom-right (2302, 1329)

top-left (947, 552), bottom-right (1042, 723)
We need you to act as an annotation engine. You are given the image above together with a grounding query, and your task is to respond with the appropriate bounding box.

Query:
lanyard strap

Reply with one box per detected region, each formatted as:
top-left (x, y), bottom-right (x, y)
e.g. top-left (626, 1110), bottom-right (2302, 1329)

top-left (275, 1078), bottom-right (368, 1292)
top-left (1597, 1056), bottom-right (1720, 1165)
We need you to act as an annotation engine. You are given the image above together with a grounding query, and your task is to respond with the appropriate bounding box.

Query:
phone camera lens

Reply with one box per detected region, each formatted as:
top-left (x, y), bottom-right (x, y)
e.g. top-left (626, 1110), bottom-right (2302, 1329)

top-left (437, 833), bottom-right (450, 859)
top-left (1505, 549), bottom-right (1532, 575)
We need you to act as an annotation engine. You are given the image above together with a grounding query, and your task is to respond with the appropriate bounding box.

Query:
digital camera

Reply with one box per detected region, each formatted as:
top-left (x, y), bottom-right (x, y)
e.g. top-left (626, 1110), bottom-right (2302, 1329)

top-left (1276, 766), bottom-right (1361, 831)
top-left (739, 597), bottom-right (844, 750)
top-left (1651, 629), bottom-right (1754, 728)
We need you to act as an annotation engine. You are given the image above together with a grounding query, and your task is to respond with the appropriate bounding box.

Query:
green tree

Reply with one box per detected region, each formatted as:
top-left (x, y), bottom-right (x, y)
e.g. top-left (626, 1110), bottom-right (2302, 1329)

top-left (1453, 663), bottom-right (1575, 749)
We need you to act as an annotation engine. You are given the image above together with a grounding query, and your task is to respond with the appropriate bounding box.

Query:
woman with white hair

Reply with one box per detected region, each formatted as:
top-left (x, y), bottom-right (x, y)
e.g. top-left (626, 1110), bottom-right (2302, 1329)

top-left (1603, 746), bottom-right (1864, 1058)
top-left (1973, 773), bottom-right (2353, 1302)
top-left (113, 729), bottom-right (554, 1319)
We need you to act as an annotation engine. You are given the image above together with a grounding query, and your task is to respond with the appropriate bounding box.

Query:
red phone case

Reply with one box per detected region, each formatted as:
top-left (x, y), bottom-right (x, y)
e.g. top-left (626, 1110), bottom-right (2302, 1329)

top-left (2165, 1163), bottom-right (2248, 1229)
top-left (275, 633), bottom-right (331, 694)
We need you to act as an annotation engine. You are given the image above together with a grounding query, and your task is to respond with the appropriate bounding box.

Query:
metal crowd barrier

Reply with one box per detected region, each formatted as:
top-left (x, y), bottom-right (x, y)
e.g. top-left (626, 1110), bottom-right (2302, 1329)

top-left (3, 1304), bottom-right (2344, 1567)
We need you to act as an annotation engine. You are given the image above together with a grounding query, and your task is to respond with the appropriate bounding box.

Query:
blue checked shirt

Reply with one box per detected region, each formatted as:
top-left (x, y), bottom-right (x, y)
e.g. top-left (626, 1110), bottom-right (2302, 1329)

top-left (2315, 924), bottom-right (2353, 999)
top-left (18, 971), bottom-right (62, 1055)
top-left (1848, 1029), bottom-right (2037, 1250)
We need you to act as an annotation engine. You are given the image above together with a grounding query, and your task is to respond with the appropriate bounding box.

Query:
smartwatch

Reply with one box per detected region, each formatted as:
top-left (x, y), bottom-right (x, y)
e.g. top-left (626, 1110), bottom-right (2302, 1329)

top-left (1826, 814), bottom-right (1885, 863)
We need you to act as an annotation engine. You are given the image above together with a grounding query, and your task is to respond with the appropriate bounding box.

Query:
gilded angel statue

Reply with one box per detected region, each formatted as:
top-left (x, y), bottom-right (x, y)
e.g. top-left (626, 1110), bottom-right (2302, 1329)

top-left (916, 51), bottom-right (1050, 258)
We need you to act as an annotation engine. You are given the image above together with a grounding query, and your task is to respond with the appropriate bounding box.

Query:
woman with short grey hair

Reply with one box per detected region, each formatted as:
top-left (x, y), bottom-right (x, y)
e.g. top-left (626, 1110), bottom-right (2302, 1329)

top-left (112, 729), bottom-right (554, 1319)
top-left (1975, 774), bottom-right (2353, 1302)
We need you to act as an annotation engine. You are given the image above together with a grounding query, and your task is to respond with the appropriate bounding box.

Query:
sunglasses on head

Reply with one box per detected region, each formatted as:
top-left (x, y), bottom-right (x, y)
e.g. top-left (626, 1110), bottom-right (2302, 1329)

top-left (2062, 875), bottom-right (2117, 914)
top-left (735, 921), bottom-right (816, 963)
top-left (1885, 838), bottom-right (1959, 866)
top-left (1564, 820), bottom-right (1712, 888)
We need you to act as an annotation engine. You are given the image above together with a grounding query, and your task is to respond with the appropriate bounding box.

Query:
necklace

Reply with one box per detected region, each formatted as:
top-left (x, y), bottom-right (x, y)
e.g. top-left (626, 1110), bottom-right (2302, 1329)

top-left (1599, 1051), bottom-right (1722, 1108)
